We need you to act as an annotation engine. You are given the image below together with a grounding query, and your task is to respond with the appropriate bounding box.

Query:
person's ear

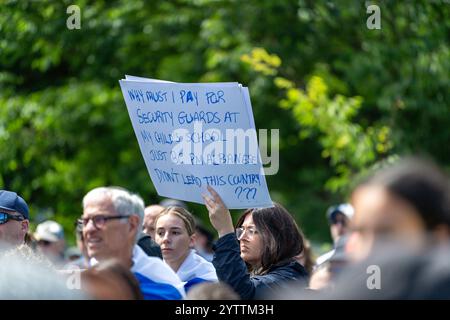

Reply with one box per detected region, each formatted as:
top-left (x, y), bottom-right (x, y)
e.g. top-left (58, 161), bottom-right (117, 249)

top-left (21, 219), bottom-right (29, 234)
top-left (128, 215), bottom-right (140, 237)
top-left (189, 233), bottom-right (197, 248)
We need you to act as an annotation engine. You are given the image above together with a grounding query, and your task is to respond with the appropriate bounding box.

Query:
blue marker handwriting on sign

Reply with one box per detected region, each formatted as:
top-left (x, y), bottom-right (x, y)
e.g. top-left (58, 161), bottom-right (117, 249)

top-left (177, 111), bottom-right (221, 124)
top-left (153, 131), bottom-right (182, 145)
top-left (148, 150), bottom-right (168, 161)
top-left (119, 77), bottom-right (273, 209)
top-left (128, 89), bottom-right (145, 103)
top-left (146, 90), bottom-right (168, 103)
top-left (234, 186), bottom-right (257, 200)
top-left (154, 168), bottom-right (180, 184)
top-left (140, 129), bottom-right (154, 145)
top-left (202, 175), bottom-right (227, 186)
top-left (182, 174), bottom-right (202, 187)
top-left (227, 174), bottom-right (261, 186)
top-left (223, 112), bottom-right (239, 123)
top-left (205, 91), bottom-right (225, 104)
top-left (185, 130), bottom-right (222, 143)
top-left (180, 90), bottom-right (198, 106)
top-left (137, 109), bottom-right (174, 126)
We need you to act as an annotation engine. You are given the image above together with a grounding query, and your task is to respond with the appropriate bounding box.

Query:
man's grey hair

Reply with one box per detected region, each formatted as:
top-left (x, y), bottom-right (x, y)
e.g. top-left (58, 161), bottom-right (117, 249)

top-left (82, 186), bottom-right (145, 243)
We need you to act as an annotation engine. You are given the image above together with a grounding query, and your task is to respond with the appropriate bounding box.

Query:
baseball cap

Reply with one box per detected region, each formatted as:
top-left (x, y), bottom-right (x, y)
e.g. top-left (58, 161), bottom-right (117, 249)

top-left (327, 203), bottom-right (354, 223)
top-left (0, 190), bottom-right (29, 220)
top-left (34, 220), bottom-right (65, 242)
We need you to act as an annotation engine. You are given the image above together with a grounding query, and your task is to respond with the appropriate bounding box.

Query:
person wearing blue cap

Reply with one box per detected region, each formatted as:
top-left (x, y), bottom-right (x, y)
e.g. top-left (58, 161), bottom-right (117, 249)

top-left (0, 190), bottom-right (30, 247)
top-left (314, 203), bottom-right (354, 267)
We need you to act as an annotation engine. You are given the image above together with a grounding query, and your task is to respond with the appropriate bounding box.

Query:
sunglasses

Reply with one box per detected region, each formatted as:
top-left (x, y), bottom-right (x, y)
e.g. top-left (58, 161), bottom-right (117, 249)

top-left (0, 212), bottom-right (25, 225)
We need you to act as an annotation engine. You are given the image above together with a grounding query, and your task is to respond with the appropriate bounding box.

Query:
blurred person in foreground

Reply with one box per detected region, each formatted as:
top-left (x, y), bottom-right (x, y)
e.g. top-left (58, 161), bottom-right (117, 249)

top-left (34, 220), bottom-right (66, 266)
top-left (0, 190), bottom-right (30, 249)
top-left (0, 244), bottom-right (86, 299)
top-left (202, 186), bottom-right (309, 299)
top-left (347, 157), bottom-right (450, 261)
top-left (80, 186), bottom-right (185, 299)
top-left (186, 282), bottom-right (239, 300)
top-left (278, 156), bottom-right (450, 299)
top-left (334, 156), bottom-right (450, 299)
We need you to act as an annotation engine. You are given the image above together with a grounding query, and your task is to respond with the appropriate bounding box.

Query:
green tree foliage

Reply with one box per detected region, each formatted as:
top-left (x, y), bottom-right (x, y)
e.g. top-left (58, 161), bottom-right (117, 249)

top-left (242, 48), bottom-right (393, 193)
top-left (1, 0), bottom-right (449, 243)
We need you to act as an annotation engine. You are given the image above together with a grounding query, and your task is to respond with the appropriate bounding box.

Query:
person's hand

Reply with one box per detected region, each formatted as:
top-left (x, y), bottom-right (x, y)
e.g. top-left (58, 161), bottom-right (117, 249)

top-left (202, 185), bottom-right (234, 238)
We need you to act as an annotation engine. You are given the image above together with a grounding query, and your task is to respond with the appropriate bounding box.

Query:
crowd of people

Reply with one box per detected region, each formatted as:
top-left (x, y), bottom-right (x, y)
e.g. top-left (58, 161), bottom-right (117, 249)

top-left (0, 156), bottom-right (449, 299)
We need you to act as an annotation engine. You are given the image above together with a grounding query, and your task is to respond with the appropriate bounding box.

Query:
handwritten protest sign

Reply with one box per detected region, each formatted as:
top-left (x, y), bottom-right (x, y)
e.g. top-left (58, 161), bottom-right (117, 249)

top-left (119, 76), bottom-right (273, 209)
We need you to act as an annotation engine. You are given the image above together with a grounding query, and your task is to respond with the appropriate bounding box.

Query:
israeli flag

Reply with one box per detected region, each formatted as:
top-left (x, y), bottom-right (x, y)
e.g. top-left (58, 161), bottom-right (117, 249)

top-left (175, 249), bottom-right (218, 292)
top-left (131, 245), bottom-right (186, 299)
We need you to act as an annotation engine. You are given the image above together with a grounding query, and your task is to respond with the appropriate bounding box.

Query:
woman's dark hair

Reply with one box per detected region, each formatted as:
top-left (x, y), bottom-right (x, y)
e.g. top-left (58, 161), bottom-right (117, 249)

top-left (297, 239), bottom-right (315, 275)
top-left (236, 202), bottom-right (305, 275)
top-left (363, 157), bottom-right (450, 229)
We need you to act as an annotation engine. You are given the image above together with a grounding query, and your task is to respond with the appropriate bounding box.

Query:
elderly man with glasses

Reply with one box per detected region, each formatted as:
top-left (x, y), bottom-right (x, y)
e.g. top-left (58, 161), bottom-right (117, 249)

top-left (80, 186), bottom-right (185, 300)
top-left (0, 190), bottom-right (30, 248)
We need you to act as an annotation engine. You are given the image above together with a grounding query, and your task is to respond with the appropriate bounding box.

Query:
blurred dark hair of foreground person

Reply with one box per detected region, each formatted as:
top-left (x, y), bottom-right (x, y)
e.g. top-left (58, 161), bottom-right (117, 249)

top-left (81, 259), bottom-right (144, 300)
top-left (275, 156), bottom-right (450, 299)
top-left (347, 156), bottom-right (450, 262)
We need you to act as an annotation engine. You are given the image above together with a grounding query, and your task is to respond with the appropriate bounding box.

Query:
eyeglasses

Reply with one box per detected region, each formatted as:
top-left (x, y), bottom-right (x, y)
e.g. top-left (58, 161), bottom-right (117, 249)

top-left (78, 215), bottom-right (130, 230)
top-left (0, 212), bottom-right (25, 225)
top-left (235, 227), bottom-right (258, 240)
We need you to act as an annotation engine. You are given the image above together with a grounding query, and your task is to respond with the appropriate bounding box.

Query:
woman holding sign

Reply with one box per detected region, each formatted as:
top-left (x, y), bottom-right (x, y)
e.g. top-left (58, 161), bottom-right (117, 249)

top-left (202, 186), bottom-right (309, 299)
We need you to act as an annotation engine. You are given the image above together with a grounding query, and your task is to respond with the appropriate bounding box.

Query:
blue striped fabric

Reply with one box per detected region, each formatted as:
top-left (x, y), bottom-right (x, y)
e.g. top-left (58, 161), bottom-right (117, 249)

top-left (131, 245), bottom-right (186, 300)
top-left (134, 272), bottom-right (184, 300)
top-left (175, 249), bottom-right (218, 292)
